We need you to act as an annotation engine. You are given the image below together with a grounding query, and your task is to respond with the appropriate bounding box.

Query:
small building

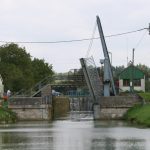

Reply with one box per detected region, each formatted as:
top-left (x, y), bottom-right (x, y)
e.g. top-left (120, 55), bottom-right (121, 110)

top-left (119, 65), bottom-right (145, 92)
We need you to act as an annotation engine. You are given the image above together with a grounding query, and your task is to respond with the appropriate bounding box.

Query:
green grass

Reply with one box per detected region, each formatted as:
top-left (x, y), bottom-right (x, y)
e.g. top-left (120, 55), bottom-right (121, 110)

top-left (139, 92), bottom-right (150, 102)
top-left (125, 104), bottom-right (150, 127)
top-left (0, 107), bottom-right (17, 123)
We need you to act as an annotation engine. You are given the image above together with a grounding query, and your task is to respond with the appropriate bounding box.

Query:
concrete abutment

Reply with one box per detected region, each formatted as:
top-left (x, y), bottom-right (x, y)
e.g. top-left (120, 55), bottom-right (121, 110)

top-left (94, 96), bottom-right (142, 120)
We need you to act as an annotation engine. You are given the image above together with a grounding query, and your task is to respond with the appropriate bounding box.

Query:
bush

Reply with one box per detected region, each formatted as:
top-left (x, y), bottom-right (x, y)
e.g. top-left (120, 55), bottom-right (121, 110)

top-left (0, 107), bottom-right (17, 123)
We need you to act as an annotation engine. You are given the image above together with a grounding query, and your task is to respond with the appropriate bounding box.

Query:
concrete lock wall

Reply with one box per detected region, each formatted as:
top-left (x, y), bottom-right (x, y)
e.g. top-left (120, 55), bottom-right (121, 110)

top-left (52, 96), bottom-right (70, 118)
top-left (9, 104), bottom-right (52, 121)
top-left (8, 85), bottom-right (53, 121)
top-left (9, 97), bottom-right (53, 121)
top-left (94, 96), bottom-right (142, 120)
top-left (99, 108), bottom-right (129, 119)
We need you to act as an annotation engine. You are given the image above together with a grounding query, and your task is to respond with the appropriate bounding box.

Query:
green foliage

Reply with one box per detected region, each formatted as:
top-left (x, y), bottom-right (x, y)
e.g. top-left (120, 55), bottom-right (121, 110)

top-left (0, 107), bottom-right (17, 123)
top-left (125, 104), bottom-right (150, 127)
top-left (0, 43), bottom-right (33, 91)
top-left (0, 43), bottom-right (54, 92)
top-left (113, 65), bottom-right (125, 79)
top-left (136, 64), bottom-right (150, 92)
top-left (145, 81), bottom-right (150, 92)
top-left (136, 64), bottom-right (150, 78)
top-left (139, 93), bottom-right (150, 102)
top-left (32, 58), bottom-right (54, 83)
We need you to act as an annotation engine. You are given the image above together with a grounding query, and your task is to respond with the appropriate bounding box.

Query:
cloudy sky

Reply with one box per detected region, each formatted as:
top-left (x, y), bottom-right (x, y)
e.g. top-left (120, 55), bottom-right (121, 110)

top-left (0, 0), bottom-right (150, 72)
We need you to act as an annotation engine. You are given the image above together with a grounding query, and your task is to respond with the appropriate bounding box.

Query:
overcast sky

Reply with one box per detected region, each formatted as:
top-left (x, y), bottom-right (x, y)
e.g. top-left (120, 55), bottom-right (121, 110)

top-left (0, 0), bottom-right (150, 72)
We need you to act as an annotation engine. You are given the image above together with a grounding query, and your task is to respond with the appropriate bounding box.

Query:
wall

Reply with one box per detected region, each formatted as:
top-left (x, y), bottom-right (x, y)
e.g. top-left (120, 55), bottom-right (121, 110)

top-left (9, 104), bottom-right (52, 121)
top-left (52, 96), bottom-right (70, 118)
top-left (69, 96), bottom-right (142, 120)
top-left (119, 79), bottom-right (145, 92)
top-left (99, 108), bottom-right (128, 119)
top-left (119, 79), bottom-right (130, 92)
top-left (8, 97), bottom-right (52, 120)
top-left (94, 96), bottom-right (142, 120)
top-left (141, 78), bottom-right (145, 92)
top-left (8, 84), bottom-right (53, 121)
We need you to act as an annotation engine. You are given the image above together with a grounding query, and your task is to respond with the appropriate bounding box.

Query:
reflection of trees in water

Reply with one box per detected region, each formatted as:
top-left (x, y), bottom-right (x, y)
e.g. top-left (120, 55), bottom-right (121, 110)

top-left (91, 137), bottom-right (116, 150)
top-left (120, 138), bottom-right (145, 150)
top-left (105, 138), bottom-right (116, 150)
top-left (0, 132), bottom-right (29, 149)
top-left (0, 132), bottom-right (54, 149)
top-left (91, 138), bottom-right (145, 150)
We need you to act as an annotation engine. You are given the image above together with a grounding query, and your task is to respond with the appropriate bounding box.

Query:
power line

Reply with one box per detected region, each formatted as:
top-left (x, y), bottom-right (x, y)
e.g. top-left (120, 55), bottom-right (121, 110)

top-left (0, 27), bottom-right (147, 44)
top-left (106, 28), bottom-right (147, 38)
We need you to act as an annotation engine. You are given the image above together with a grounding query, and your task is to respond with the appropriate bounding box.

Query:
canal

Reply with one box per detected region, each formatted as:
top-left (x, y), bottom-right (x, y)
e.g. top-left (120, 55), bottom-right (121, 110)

top-left (0, 111), bottom-right (150, 150)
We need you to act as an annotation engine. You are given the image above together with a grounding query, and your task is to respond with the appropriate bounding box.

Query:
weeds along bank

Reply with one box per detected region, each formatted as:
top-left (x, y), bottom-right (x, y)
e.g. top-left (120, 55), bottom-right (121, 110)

top-left (125, 104), bottom-right (150, 127)
top-left (139, 92), bottom-right (150, 103)
top-left (0, 108), bottom-right (17, 123)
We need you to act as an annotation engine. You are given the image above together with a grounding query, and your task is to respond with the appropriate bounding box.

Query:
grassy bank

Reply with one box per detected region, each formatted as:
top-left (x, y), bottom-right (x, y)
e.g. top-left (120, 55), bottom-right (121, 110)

top-left (0, 107), bottom-right (17, 123)
top-left (125, 104), bottom-right (150, 127)
top-left (139, 92), bottom-right (150, 102)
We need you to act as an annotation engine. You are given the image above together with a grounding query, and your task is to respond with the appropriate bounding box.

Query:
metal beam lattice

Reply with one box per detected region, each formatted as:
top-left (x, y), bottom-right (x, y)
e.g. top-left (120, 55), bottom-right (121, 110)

top-left (80, 56), bottom-right (103, 103)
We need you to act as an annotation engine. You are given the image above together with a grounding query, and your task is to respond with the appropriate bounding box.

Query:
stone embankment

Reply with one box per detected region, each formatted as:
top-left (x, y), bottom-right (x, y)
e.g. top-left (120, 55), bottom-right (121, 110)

top-left (8, 96), bottom-right (70, 121)
top-left (8, 97), bottom-right (52, 120)
top-left (94, 96), bottom-right (142, 120)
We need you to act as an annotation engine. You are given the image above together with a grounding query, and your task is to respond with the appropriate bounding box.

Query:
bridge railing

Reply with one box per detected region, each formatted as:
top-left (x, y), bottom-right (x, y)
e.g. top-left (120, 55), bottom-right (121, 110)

top-left (12, 76), bottom-right (53, 97)
top-left (66, 90), bottom-right (90, 97)
top-left (8, 96), bottom-right (52, 106)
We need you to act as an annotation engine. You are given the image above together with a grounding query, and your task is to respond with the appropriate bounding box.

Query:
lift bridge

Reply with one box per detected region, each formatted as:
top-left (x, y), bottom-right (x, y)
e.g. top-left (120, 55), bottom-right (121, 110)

top-left (80, 16), bottom-right (116, 108)
top-left (80, 57), bottom-right (103, 103)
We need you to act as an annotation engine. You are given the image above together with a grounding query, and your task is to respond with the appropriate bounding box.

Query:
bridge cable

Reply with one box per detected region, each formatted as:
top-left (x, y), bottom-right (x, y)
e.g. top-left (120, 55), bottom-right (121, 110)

top-left (134, 30), bottom-right (147, 50)
top-left (86, 21), bottom-right (97, 58)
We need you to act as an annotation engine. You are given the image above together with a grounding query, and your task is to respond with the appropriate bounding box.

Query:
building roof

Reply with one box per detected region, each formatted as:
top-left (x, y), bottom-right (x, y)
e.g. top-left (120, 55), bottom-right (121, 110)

top-left (119, 65), bottom-right (145, 79)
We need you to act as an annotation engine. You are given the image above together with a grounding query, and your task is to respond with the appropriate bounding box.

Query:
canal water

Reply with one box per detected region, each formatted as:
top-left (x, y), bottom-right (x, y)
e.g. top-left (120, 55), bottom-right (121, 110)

top-left (0, 111), bottom-right (150, 150)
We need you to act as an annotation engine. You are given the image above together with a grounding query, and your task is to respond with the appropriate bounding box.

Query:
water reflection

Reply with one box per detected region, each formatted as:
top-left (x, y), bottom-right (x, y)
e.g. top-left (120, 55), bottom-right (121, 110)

top-left (119, 139), bottom-right (145, 150)
top-left (0, 112), bottom-right (149, 150)
top-left (91, 138), bottom-right (145, 150)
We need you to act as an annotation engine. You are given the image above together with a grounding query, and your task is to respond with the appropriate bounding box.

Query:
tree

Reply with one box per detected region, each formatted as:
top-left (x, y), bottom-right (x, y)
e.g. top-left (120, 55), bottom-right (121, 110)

top-left (113, 65), bottom-right (125, 78)
top-left (0, 43), bottom-right (34, 91)
top-left (136, 64), bottom-right (150, 78)
top-left (136, 64), bottom-right (150, 92)
top-left (0, 43), bottom-right (54, 92)
top-left (31, 58), bottom-right (54, 84)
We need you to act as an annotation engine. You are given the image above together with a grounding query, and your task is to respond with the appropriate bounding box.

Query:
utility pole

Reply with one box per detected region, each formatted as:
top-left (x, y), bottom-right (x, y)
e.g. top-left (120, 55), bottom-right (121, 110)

top-left (108, 51), bottom-right (112, 65)
top-left (132, 48), bottom-right (135, 65)
top-left (149, 23), bottom-right (150, 35)
top-left (131, 48), bottom-right (135, 93)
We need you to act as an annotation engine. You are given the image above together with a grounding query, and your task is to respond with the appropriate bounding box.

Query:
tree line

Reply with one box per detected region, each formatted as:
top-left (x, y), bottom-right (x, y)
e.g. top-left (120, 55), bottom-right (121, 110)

top-left (0, 43), bottom-right (150, 93)
top-left (0, 43), bottom-right (54, 92)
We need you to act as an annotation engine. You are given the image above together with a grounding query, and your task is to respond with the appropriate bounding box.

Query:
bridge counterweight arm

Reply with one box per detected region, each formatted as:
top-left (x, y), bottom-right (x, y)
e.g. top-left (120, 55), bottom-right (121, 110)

top-left (96, 16), bottom-right (116, 96)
